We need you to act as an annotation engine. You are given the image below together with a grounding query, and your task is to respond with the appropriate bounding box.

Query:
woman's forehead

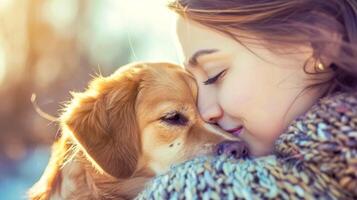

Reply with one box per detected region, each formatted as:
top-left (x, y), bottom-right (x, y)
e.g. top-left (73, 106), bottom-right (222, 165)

top-left (176, 17), bottom-right (240, 62)
top-left (176, 17), bottom-right (229, 44)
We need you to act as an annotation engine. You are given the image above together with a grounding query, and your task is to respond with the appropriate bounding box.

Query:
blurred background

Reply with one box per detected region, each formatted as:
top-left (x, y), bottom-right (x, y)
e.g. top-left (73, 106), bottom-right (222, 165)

top-left (0, 0), bottom-right (179, 199)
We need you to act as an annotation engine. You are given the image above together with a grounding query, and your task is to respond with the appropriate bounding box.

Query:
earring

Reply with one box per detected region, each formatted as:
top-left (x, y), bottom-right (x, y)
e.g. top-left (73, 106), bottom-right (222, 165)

top-left (316, 59), bottom-right (325, 71)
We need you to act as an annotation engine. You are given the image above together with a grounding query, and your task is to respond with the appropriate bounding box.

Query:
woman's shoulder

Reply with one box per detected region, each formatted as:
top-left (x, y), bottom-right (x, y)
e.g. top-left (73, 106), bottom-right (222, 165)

top-left (275, 91), bottom-right (357, 150)
top-left (294, 91), bottom-right (357, 127)
top-left (312, 91), bottom-right (357, 116)
top-left (274, 91), bottom-right (357, 196)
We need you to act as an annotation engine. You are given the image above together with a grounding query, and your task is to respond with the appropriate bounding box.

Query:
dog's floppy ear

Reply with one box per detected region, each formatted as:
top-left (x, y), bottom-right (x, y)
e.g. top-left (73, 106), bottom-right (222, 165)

top-left (61, 67), bottom-right (142, 179)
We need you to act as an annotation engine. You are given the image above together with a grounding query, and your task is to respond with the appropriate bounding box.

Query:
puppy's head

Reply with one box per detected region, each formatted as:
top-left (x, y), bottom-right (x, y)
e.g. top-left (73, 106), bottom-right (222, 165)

top-left (62, 62), bottom-right (238, 179)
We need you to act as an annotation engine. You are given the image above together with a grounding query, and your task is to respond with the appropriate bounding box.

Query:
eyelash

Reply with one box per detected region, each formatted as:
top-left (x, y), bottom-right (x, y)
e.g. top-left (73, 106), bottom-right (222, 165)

top-left (203, 69), bottom-right (227, 85)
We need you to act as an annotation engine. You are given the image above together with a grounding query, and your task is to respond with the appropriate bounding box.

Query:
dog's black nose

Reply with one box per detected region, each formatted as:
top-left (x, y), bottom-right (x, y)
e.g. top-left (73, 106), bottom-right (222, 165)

top-left (215, 141), bottom-right (249, 159)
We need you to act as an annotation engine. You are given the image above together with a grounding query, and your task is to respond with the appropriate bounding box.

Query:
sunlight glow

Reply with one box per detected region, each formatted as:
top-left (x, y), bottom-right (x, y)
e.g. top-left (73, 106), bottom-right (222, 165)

top-left (42, 0), bottom-right (78, 35)
top-left (83, 0), bottom-right (179, 68)
top-left (0, 0), bottom-right (11, 11)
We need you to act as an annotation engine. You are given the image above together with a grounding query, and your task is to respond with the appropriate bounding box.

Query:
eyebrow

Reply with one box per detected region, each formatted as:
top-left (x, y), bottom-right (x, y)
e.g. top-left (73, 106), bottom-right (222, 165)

top-left (188, 49), bottom-right (219, 66)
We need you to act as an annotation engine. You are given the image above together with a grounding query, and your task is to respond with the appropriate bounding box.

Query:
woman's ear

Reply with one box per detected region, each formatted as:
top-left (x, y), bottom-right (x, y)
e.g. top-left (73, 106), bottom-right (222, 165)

top-left (61, 72), bottom-right (141, 179)
top-left (309, 12), bottom-right (344, 69)
top-left (318, 32), bottom-right (343, 68)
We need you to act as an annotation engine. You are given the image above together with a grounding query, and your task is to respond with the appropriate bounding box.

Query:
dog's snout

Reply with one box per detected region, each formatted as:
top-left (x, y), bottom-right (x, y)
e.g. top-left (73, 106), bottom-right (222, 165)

top-left (215, 141), bottom-right (249, 159)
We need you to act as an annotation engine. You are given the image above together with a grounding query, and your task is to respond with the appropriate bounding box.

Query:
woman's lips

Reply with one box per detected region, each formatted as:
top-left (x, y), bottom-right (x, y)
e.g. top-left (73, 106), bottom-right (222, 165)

top-left (226, 126), bottom-right (243, 136)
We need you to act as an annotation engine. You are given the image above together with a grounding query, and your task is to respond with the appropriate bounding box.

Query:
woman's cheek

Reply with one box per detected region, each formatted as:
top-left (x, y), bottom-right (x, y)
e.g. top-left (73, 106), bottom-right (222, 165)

top-left (256, 118), bottom-right (285, 141)
top-left (220, 86), bottom-right (285, 143)
top-left (218, 78), bottom-right (253, 118)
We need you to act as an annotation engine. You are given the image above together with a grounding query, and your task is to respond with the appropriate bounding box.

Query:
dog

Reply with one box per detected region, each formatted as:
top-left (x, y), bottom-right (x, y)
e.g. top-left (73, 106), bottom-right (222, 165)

top-left (28, 62), bottom-right (248, 200)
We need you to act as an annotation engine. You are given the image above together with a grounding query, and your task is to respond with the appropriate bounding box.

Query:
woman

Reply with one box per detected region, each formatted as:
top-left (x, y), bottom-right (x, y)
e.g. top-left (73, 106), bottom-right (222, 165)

top-left (138, 0), bottom-right (357, 199)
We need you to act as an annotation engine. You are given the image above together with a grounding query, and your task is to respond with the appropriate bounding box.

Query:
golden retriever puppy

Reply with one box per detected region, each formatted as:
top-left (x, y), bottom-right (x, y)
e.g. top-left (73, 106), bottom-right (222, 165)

top-left (28, 62), bottom-right (248, 200)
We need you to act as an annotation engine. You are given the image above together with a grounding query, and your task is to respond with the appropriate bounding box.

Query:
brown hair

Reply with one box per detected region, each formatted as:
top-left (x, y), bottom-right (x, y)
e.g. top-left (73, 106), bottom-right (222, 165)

top-left (169, 0), bottom-right (357, 94)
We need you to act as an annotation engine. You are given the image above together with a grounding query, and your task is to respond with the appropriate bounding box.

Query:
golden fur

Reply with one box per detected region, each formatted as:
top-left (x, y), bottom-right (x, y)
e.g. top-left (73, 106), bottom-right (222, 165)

top-left (28, 62), bottom-right (239, 200)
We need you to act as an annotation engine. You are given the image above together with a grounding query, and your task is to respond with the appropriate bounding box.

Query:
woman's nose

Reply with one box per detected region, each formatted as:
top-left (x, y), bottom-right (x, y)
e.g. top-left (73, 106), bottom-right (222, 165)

top-left (198, 89), bottom-right (223, 123)
top-left (200, 104), bottom-right (223, 123)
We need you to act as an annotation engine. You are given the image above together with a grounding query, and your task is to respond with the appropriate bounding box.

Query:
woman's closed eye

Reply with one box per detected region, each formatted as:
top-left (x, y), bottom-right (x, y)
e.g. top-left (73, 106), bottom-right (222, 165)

top-left (203, 69), bottom-right (227, 85)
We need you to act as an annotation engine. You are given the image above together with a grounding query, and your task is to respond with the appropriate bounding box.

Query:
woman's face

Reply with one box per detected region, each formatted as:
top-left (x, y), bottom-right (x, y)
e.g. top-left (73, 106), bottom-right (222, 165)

top-left (176, 18), bottom-right (331, 157)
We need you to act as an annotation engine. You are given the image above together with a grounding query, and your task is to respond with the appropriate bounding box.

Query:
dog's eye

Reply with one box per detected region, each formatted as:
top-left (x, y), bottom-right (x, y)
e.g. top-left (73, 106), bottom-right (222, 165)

top-left (161, 112), bottom-right (188, 126)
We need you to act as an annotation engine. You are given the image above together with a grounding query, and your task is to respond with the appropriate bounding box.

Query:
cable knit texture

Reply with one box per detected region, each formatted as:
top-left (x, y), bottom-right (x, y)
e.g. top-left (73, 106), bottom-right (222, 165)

top-left (136, 92), bottom-right (357, 200)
